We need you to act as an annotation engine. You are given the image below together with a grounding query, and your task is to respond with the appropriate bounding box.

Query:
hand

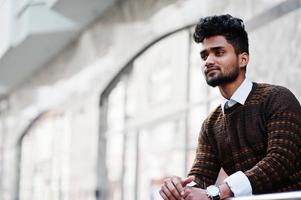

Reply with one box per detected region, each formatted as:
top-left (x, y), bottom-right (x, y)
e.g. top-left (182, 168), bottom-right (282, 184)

top-left (159, 176), bottom-right (195, 200)
top-left (182, 187), bottom-right (210, 200)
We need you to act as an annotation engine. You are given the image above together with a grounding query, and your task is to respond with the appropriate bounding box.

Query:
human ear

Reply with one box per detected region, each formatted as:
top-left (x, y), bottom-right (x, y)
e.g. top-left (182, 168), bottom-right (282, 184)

top-left (239, 53), bottom-right (249, 68)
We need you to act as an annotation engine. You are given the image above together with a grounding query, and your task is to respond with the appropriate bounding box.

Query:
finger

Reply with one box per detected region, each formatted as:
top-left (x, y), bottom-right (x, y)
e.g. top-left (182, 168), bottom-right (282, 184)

top-left (181, 176), bottom-right (195, 187)
top-left (162, 178), bottom-right (177, 200)
top-left (171, 177), bottom-right (184, 197)
top-left (159, 189), bottom-right (168, 200)
top-left (162, 185), bottom-right (177, 200)
top-left (167, 179), bottom-right (182, 199)
top-left (182, 187), bottom-right (192, 199)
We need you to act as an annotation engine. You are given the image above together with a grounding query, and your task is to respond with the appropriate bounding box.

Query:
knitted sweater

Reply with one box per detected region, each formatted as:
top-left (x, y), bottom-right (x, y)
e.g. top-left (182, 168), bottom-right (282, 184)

top-left (188, 83), bottom-right (301, 194)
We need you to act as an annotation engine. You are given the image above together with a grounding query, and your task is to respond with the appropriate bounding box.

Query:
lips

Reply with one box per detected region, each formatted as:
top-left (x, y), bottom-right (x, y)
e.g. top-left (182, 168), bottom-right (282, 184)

top-left (205, 66), bottom-right (220, 76)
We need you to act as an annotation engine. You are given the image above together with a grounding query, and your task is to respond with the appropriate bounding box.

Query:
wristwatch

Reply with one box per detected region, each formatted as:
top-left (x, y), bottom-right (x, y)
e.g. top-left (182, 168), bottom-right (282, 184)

top-left (206, 185), bottom-right (220, 200)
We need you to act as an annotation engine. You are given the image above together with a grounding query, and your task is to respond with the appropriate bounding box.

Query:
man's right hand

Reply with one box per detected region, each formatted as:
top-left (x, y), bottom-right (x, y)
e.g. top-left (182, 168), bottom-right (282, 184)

top-left (159, 176), bottom-right (195, 200)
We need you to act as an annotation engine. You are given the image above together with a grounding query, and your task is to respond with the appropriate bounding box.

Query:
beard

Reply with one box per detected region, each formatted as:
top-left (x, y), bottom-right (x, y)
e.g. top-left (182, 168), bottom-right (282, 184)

top-left (205, 63), bottom-right (240, 87)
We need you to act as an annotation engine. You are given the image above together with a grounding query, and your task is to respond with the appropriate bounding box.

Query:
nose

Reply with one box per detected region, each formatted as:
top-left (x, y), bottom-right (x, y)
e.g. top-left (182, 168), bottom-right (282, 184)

top-left (205, 54), bottom-right (215, 67)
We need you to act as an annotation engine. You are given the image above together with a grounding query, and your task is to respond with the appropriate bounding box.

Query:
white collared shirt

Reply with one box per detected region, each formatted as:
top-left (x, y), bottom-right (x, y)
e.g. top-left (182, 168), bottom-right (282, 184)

top-left (221, 78), bottom-right (253, 113)
top-left (221, 78), bottom-right (254, 197)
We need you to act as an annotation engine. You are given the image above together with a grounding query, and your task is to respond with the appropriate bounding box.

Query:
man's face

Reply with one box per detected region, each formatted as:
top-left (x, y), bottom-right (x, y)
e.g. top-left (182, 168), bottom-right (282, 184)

top-left (200, 35), bottom-right (240, 87)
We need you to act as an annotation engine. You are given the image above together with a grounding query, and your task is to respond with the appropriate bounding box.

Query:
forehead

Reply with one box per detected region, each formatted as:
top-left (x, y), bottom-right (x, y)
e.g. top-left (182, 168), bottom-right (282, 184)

top-left (200, 35), bottom-right (233, 51)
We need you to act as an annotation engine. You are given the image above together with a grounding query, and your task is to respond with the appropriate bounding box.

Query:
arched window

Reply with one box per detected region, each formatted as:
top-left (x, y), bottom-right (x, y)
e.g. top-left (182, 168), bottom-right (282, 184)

top-left (98, 26), bottom-right (220, 200)
top-left (18, 112), bottom-right (71, 200)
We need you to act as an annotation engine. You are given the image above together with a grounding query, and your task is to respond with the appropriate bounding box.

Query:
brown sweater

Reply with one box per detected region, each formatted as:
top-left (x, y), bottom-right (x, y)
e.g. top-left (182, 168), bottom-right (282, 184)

top-left (188, 83), bottom-right (301, 194)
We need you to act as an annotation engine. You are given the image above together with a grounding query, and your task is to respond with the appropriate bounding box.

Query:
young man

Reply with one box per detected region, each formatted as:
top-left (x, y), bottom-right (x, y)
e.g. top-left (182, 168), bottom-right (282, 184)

top-left (159, 14), bottom-right (301, 200)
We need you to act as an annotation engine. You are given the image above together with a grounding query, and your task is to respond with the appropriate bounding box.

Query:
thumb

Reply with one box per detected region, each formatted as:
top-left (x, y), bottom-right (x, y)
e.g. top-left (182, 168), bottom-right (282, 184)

top-left (181, 176), bottom-right (195, 186)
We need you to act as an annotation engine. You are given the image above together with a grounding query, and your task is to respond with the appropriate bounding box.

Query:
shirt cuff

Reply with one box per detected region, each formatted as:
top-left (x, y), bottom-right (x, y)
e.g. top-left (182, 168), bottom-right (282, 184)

top-left (224, 171), bottom-right (252, 197)
top-left (186, 181), bottom-right (197, 187)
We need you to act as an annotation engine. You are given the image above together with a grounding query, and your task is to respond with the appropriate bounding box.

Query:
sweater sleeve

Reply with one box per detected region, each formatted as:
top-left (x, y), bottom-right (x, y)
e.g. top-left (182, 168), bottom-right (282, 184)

top-left (245, 86), bottom-right (301, 193)
top-left (188, 121), bottom-right (221, 188)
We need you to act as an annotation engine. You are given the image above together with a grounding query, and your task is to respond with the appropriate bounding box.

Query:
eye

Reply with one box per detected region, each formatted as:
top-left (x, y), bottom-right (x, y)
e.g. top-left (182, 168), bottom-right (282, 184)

top-left (200, 52), bottom-right (208, 61)
top-left (215, 50), bottom-right (225, 56)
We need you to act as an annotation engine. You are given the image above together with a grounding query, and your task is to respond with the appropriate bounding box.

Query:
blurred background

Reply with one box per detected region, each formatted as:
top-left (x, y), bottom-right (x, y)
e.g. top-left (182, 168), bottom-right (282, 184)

top-left (0, 0), bottom-right (301, 200)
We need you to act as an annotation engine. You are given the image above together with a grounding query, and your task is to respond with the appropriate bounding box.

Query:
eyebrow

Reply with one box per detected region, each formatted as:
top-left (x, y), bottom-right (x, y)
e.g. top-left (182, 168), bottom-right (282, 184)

top-left (200, 46), bottom-right (225, 55)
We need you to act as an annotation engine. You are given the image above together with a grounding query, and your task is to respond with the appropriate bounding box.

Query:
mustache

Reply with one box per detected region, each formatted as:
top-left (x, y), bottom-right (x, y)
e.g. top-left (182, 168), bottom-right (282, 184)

top-left (204, 65), bottom-right (220, 75)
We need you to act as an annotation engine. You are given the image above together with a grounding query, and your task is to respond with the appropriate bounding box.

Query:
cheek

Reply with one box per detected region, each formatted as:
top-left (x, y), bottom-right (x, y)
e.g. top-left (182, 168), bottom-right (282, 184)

top-left (220, 56), bottom-right (237, 70)
top-left (215, 56), bottom-right (228, 65)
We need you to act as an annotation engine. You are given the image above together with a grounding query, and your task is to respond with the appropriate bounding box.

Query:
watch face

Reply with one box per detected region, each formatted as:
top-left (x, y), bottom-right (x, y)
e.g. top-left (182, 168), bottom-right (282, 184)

top-left (207, 185), bottom-right (220, 196)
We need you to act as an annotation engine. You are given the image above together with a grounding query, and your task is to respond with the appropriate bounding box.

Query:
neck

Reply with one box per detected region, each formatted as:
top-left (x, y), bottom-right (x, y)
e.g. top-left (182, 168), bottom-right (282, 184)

top-left (219, 75), bottom-right (245, 99)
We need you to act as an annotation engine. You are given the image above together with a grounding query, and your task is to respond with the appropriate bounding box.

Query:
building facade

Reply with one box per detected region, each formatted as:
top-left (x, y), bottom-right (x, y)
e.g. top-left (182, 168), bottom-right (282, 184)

top-left (0, 0), bottom-right (301, 200)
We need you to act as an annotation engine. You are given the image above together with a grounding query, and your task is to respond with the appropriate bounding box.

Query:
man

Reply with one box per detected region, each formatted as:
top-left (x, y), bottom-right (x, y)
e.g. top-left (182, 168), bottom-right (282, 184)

top-left (159, 14), bottom-right (301, 200)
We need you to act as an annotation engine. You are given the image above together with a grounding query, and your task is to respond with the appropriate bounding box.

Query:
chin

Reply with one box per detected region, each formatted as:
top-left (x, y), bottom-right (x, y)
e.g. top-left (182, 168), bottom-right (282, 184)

top-left (207, 82), bottom-right (219, 87)
top-left (206, 79), bottom-right (219, 87)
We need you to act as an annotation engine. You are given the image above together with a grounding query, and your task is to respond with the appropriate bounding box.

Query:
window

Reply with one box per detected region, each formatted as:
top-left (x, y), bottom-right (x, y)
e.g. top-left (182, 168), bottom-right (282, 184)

top-left (19, 113), bottom-right (70, 200)
top-left (100, 28), bottom-right (220, 200)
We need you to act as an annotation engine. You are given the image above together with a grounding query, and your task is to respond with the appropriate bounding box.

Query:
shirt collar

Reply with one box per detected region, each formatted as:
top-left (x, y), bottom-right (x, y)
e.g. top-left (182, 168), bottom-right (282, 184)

top-left (221, 79), bottom-right (253, 113)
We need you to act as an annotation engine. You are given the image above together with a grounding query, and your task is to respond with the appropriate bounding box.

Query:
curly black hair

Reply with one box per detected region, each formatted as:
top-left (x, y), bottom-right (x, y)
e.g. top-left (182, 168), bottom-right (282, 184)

top-left (193, 14), bottom-right (249, 55)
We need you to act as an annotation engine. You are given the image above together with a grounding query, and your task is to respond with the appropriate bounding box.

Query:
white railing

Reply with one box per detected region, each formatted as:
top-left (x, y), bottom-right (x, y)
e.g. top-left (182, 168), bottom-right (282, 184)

top-left (231, 191), bottom-right (301, 200)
